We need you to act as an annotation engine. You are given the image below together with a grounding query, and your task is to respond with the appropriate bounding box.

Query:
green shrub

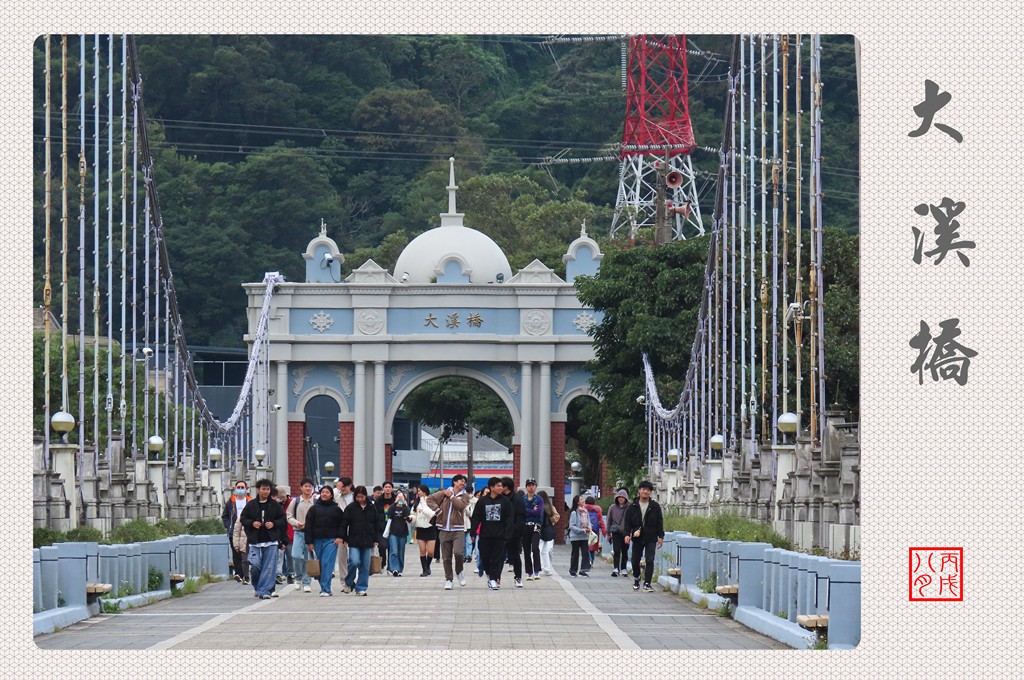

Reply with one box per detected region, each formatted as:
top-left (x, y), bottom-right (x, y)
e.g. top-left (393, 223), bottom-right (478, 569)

top-left (100, 599), bottom-right (122, 614)
top-left (664, 512), bottom-right (792, 550)
top-left (64, 525), bottom-right (104, 543)
top-left (696, 571), bottom-right (717, 594)
top-left (34, 527), bottom-right (65, 548)
top-left (186, 518), bottom-right (225, 535)
top-left (154, 519), bottom-right (187, 537)
top-left (147, 566), bottom-right (163, 592)
top-left (109, 518), bottom-right (162, 544)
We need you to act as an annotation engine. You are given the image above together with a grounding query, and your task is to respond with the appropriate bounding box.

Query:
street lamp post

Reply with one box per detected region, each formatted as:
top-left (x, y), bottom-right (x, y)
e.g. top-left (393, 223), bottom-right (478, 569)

top-left (773, 412), bottom-right (799, 523)
top-left (568, 460), bottom-right (583, 500)
top-left (322, 460), bottom-right (336, 487)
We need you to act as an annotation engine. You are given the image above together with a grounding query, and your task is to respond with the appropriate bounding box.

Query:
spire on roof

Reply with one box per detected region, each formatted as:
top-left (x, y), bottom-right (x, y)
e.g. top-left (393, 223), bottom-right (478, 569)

top-left (440, 156), bottom-right (465, 227)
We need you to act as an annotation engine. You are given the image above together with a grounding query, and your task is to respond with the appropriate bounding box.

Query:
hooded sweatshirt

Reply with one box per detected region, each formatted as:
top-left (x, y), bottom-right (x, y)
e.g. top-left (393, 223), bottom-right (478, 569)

top-left (606, 491), bottom-right (630, 534)
top-left (239, 495), bottom-right (287, 546)
top-left (471, 492), bottom-right (513, 540)
top-left (303, 496), bottom-right (345, 544)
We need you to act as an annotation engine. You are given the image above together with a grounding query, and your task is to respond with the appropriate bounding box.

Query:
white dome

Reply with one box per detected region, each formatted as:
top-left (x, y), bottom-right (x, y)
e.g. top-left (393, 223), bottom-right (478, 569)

top-left (394, 226), bottom-right (512, 284)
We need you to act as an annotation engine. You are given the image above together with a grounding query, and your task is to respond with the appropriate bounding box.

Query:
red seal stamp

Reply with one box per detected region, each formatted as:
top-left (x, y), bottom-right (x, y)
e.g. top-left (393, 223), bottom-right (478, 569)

top-left (909, 547), bottom-right (963, 601)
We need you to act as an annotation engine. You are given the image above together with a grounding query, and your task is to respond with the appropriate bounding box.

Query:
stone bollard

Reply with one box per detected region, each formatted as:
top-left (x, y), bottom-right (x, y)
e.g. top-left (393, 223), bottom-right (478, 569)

top-left (677, 535), bottom-right (704, 586)
top-left (826, 562), bottom-right (861, 649)
top-left (39, 546), bottom-right (60, 610)
top-left (33, 550), bottom-right (44, 613)
top-left (736, 542), bottom-right (773, 609)
top-left (130, 543), bottom-right (144, 594)
top-left (762, 548), bottom-right (777, 613)
top-left (54, 542), bottom-right (89, 608)
top-left (143, 538), bottom-right (174, 591)
top-left (99, 545), bottom-right (117, 594)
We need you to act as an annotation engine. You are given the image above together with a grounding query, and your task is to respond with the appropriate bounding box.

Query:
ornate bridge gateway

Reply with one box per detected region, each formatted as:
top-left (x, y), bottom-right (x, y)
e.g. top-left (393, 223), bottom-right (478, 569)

top-left (254, 159), bottom-right (603, 512)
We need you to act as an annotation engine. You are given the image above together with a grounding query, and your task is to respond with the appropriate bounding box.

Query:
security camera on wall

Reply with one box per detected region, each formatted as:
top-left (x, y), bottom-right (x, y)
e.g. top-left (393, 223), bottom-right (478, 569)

top-left (141, 347), bottom-right (154, 358)
top-left (271, 404), bottom-right (282, 412)
top-left (401, 272), bottom-right (410, 283)
top-left (323, 252), bottom-right (335, 265)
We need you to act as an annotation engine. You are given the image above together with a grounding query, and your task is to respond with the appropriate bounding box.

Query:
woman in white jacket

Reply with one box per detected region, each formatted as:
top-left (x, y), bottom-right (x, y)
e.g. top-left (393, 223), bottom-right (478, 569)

top-left (412, 484), bottom-right (438, 577)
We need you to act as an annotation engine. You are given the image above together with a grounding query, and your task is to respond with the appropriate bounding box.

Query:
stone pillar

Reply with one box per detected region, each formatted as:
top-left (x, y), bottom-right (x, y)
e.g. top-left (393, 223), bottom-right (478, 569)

top-left (385, 444), bottom-right (393, 484)
top-left (520, 362), bottom-right (533, 485)
top-left (774, 445), bottom-right (796, 522)
top-left (537, 362), bottom-right (551, 488)
top-left (339, 421), bottom-right (354, 480)
top-left (373, 362), bottom-right (386, 485)
top-left (550, 421), bottom-right (566, 544)
top-left (148, 461), bottom-right (167, 518)
top-left (512, 444), bottom-right (521, 490)
top-left (50, 442), bottom-right (78, 531)
top-left (353, 361), bottom-right (367, 486)
top-left (275, 361), bottom-right (289, 487)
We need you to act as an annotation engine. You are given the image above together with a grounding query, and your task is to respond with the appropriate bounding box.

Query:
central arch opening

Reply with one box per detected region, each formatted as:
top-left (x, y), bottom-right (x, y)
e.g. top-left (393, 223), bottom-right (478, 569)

top-left (390, 376), bottom-right (515, 492)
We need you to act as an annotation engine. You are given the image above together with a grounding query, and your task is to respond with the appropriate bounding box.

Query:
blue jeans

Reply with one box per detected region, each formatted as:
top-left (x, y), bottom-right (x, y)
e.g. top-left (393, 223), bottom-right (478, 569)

top-left (346, 545), bottom-right (372, 593)
top-left (313, 538), bottom-right (338, 595)
top-left (388, 535), bottom-right (405, 574)
top-left (291, 531), bottom-right (310, 586)
top-left (247, 543), bottom-right (279, 596)
top-left (464, 531), bottom-right (474, 560)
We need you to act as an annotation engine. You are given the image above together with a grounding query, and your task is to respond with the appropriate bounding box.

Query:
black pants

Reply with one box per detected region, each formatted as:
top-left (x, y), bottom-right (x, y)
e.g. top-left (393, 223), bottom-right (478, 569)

top-left (504, 531), bottom-right (523, 579)
top-left (377, 535), bottom-right (388, 571)
top-left (631, 540), bottom-right (658, 584)
top-left (570, 539), bottom-right (590, 574)
top-left (521, 526), bottom-right (541, 575)
top-left (612, 533), bottom-right (630, 571)
top-left (478, 536), bottom-right (506, 582)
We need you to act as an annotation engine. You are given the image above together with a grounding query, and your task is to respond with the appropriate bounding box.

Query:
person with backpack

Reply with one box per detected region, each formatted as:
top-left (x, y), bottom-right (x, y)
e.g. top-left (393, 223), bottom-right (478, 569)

top-left (287, 477), bottom-right (317, 592)
top-left (584, 496), bottom-right (606, 568)
top-left (606, 488), bottom-right (630, 577)
top-left (303, 484), bottom-right (345, 596)
top-left (623, 480), bottom-right (665, 593)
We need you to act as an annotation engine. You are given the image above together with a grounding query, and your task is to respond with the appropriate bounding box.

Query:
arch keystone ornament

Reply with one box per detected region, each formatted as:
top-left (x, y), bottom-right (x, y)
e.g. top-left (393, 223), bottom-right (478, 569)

top-left (522, 309), bottom-right (551, 336)
top-left (357, 309), bottom-right (385, 335)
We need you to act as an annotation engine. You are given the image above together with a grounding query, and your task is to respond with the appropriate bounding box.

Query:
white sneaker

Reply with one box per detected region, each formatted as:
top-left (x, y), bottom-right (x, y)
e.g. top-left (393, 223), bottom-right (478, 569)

top-left (295, 583), bottom-right (302, 590)
top-left (514, 578), bottom-right (524, 588)
top-left (303, 585), bottom-right (311, 593)
top-left (487, 579), bottom-right (499, 590)
top-left (444, 580), bottom-right (454, 590)
top-left (457, 572), bottom-right (466, 587)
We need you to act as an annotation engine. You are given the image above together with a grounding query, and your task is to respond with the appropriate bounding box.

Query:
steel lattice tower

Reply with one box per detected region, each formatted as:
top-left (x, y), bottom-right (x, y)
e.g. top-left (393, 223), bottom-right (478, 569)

top-left (611, 35), bottom-right (704, 241)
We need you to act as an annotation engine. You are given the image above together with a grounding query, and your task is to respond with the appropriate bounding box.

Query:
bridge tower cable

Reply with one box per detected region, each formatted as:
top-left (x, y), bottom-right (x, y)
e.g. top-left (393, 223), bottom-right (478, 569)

top-left (43, 35), bottom-right (53, 470)
top-left (610, 35), bottom-right (704, 241)
top-left (77, 35), bottom-right (87, 504)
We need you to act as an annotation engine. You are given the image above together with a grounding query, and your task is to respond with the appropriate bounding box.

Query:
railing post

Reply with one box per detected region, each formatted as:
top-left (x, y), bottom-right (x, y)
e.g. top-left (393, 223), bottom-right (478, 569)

top-left (33, 549), bottom-right (44, 613)
top-left (736, 542), bottom-right (772, 608)
top-left (54, 542), bottom-right (89, 607)
top-left (826, 561), bottom-right (861, 649)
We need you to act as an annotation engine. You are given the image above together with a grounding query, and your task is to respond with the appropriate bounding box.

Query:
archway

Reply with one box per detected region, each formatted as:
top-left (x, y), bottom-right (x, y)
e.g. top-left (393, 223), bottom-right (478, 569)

top-left (388, 372), bottom-right (516, 492)
top-left (303, 394), bottom-right (341, 486)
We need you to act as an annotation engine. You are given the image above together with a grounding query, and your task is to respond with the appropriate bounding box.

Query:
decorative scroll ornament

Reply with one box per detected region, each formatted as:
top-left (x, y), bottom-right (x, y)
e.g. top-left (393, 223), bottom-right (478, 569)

top-left (330, 365), bottom-right (354, 396)
top-left (388, 364), bottom-right (413, 393)
top-left (356, 309), bottom-right (385, 335)
top-left (572, 312), bottom-right (596, 333)
top-left (291, 365), bottom-right (313, 397)
top-left (522, 309), bottom-right (550, 336)
top-left (554, 366), bottom-right (575, 397)
top-left (498, 365), bottom-right (519, 394)
top-left (309, 310), bottom-right (334, 333)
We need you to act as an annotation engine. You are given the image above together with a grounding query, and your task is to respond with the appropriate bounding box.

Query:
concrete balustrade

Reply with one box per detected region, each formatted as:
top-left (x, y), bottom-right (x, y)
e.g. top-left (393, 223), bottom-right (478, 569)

top-left (34, 534), bottom-right (230, 636)
top-left (657, 531), bottom-right (860, 649)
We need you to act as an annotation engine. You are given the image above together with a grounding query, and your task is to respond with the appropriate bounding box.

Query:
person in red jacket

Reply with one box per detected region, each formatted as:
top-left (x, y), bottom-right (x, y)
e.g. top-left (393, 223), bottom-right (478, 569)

top-left (585, 496), bottom-right (606, 569)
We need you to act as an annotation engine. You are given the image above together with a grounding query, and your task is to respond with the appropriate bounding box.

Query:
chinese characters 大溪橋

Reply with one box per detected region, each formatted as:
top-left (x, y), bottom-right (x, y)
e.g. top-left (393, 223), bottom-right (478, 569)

top-left (909, 318), bottom-right (977, 386)
top-left (912, 197), bottom-right (974, 266)
top-left (446, 312), bottom-right (460, 328)
top-left (908, 79), bottom-right (963, 143)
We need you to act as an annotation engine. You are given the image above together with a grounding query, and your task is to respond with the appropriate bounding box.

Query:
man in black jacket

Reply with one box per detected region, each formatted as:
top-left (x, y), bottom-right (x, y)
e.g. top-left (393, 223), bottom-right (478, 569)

top-left (239, 478), bottom-right (287, 599)
top-left (471, 477), bottom-right (513, 590)
top-left (500, 476), bottom-right (527, 588)
top-left (374, 481), bottom-right (397, 575)
top-left (623, 480), bottom-right (665, 593)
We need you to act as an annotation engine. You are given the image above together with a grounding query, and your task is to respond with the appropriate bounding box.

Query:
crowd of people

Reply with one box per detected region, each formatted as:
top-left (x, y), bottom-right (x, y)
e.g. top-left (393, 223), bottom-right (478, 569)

top-left (221, 474), bottom-right (665, 598)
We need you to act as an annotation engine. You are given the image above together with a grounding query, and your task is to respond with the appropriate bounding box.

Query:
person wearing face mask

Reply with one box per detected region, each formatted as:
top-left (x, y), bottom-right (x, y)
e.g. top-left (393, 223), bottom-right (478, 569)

top-left (387, 491), bottom-right (411, 576)
top-left (221, 480), bottom-right (251, 584)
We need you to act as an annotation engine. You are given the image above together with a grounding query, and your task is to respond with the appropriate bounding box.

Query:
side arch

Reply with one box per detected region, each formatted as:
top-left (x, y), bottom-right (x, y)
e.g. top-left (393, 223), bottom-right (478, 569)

top-left (295, 385), bottom-right (350, 415)
top-left (556, 384), bottom-right (601, 416)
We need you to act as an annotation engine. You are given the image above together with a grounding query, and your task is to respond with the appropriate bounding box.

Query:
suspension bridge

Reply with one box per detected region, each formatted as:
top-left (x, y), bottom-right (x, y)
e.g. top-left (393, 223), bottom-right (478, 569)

top-left (32, 33), bottom-right (859, 648)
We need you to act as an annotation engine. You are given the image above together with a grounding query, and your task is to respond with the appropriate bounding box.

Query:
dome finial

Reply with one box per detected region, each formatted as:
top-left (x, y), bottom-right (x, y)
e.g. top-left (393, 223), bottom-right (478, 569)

top-left (580, 219), bottom-right (587, 238)
top-left (440, 157), bottom-right (464, 227)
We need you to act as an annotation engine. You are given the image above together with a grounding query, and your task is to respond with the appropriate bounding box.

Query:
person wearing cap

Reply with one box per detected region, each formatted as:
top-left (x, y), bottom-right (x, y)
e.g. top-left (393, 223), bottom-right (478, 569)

top-left (521, 478), bottom-right (544, 580)
top-left (606, 488), bottom-right (631, 577)
top-left (623, 480), bottom-right (665, 592)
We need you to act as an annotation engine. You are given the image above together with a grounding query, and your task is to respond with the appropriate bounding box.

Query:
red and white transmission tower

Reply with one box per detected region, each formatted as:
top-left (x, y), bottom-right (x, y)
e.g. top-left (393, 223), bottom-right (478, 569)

top-left (611, 35), bottom-right (704, 240)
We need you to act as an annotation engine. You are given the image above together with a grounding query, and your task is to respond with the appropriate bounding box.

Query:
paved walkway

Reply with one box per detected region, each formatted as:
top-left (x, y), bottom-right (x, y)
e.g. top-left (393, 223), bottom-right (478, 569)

top-left (35, 542), bottom-right (786, 650)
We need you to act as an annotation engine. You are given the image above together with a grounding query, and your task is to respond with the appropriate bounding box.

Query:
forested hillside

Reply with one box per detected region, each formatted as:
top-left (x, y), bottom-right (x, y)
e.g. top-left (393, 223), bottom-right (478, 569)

top-left (32, 35), bottom-right (859, 348)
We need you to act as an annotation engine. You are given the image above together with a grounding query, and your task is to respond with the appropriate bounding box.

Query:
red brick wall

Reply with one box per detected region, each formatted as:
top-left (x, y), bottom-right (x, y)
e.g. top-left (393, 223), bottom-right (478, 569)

top-left (550, 422), bottom-right (567, 544)
top-left (287, 422), bottom-right (306, 491)
top-left (339, 421), bottom-right (354, 479)
top-left (512, 444), bottom-right (521, 489)
top-left (599, 459), bottom-right (614, 498)
top-left (385, 444), bottom-right (393, 483)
